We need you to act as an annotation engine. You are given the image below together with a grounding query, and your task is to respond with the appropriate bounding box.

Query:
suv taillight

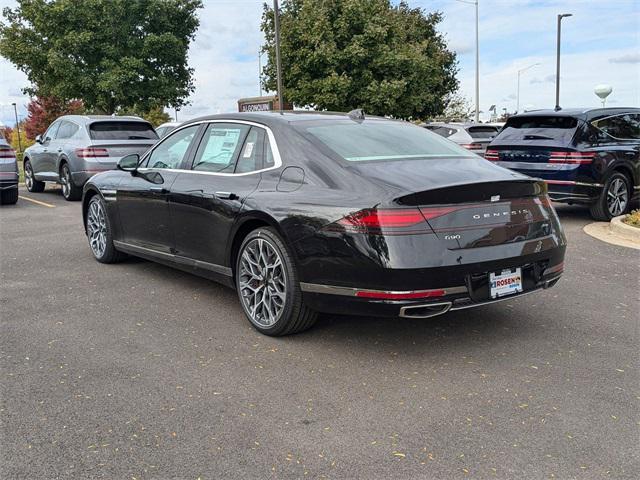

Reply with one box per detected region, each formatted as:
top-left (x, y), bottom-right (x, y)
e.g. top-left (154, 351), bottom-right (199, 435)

top-left (548, 151), bottom-right (595, 164)
top-left (461, 143), bottom-right (483, 150)
top-left (0, 146), bottom-right (16, 159)
top-left (75, 147), bottom-right (109, 158)
top-left (485, 149), bottom-right (499, 161)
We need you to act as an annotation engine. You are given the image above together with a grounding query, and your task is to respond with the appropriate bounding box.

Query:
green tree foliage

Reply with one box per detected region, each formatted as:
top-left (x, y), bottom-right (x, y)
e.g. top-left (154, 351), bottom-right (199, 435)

top-left (8, 121), bottom-right (34, 153)
top-left (0, 0), bottom-right (202, 114)
top-left (119, 105), bottom-right (171, 127)
top-left (261, 0), bottom-right (458, 119)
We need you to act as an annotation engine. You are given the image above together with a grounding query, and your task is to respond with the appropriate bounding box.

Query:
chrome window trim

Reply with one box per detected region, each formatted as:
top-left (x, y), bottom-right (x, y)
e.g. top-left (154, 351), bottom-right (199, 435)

top-left (138, 119), bottom-right (283, 177)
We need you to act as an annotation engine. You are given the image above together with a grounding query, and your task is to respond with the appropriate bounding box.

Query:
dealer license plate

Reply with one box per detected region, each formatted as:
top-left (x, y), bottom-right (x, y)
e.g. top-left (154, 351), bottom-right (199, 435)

top-left (489, 268), bottom-right (523, 299)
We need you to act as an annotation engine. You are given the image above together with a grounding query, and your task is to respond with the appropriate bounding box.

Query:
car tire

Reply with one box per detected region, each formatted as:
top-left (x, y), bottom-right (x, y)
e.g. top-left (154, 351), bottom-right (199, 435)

top-left (589, 172), bottom-right (631, 221)
top-left (86, 195), bottom-right (126, 264)
top-left (24, 160), bottom-right (45, 193)
top-left (235, 227), bottom-right (317, 336)
top-left (60, 163), bottom-right (82, 201)
top-left (0, 188), bottom-right (18, 205)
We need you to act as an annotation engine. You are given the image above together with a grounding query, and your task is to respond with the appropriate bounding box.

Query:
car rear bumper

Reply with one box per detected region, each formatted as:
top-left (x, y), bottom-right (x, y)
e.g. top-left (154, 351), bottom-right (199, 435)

top-left (71, 169), bottom-right (113, 186)
top-left (300, 255), bottom-right (564, 318)
top-left (0, 173), bottom-right (19, 190)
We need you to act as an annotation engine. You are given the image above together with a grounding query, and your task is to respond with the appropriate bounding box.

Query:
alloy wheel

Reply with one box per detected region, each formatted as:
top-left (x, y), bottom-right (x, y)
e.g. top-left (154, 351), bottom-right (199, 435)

top-left (87, 199), bottom-right (107, 258)
top-left (25, 163), bottom-right (33, 190)
top-left (606, 177), bottom-right (628, 217)
top-left (238, 238), bottom-right (287, 327)
top-left (61, 166), bottom-right (71, 198)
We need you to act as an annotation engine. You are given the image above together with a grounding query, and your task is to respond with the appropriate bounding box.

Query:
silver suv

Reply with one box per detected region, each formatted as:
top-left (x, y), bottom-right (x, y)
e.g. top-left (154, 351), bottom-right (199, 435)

top-left (23, 115), bottom-right (158, 200)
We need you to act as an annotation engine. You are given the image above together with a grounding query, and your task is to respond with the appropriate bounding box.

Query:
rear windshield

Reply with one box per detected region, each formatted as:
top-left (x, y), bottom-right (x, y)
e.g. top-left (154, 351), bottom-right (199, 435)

top-left (298, 120), bottom-right (475, 162)
top-left (89, 121), bottom-right (158, 140)
top-left (496, 116), bottom-right (578, 143)
top-left (467, 126), bottom-right (499, 139)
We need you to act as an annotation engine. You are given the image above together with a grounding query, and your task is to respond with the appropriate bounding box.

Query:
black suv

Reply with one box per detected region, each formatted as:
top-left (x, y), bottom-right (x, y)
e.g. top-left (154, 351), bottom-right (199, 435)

top-left (486, 108), bottom-right (639, 220)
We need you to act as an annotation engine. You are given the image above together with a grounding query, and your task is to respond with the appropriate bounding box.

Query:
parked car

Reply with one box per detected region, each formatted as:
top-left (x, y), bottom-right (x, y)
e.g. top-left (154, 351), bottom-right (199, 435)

top-left (422, 122), bottom-right (500, 154)
top-left (0, 130), bottom-right (19, 205)
top-left (23, 115), bottom-right (158, 200)
top-left (486, 108), bottom-right (640, 220)
top-left (155, 121), bottom-right (181, 138)
top-left (82, 111), bottom-right (566, 336)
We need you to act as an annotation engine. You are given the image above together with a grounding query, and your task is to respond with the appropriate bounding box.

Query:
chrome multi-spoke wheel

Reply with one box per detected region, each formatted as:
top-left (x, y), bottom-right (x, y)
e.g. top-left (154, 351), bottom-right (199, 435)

top-left (87, 198), bottom-right (107, 259)
top-left (61, 165), bottom-right (71, 198)
top-left (25, 162), bottom-right (33, 190)
top-left (238, 237), bottom-right (287, 327)
top-left (606, 177), bottom-right (628, 217)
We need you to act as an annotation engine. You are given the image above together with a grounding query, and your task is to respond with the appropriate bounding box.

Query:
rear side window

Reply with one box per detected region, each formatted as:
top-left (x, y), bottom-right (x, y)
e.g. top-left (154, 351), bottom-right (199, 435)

top-left (299, 120), bottom-right (474, 162)
top-left (592, 114), bottom-right (640, 140)
top-left (56, 121), bottom-right (80, 140)
top-left (496, 116), bottom-right (578, 143)
top-left (430, 126), bottom-right (457, 138)
top-left (89, 121), bottom-right (158, 140)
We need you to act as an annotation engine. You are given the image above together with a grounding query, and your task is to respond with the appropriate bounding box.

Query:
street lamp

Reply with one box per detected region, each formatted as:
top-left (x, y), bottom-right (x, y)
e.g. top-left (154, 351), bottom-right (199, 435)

top-left (11, 102), bottom-right (22, 154)
top-left (454, 0), bottom-right (480, 122)
top-left (273, 0), bottom-right (284, 110)
top-left (516, 63), bottom-right (540, 113)
top-left (555, 13), bottom-right (572, 111)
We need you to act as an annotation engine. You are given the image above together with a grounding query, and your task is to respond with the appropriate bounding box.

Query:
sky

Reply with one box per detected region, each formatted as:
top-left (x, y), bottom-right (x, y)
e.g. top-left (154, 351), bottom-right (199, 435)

top-left (0, 0), bottom-right (639, 127)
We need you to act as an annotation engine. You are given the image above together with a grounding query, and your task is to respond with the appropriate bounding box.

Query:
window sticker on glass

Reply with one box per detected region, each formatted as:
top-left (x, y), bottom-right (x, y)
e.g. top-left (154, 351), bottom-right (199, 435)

top-left (243, 142), bottom-right (255, 158)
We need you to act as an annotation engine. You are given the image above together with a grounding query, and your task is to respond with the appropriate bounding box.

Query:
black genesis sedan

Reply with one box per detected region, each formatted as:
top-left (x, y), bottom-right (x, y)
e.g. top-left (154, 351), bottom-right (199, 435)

top-left (82, 111), bottom-right (566, 336)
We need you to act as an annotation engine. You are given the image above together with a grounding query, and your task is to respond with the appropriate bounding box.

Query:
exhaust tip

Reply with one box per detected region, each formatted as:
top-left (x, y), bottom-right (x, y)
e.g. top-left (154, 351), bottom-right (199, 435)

top-left (399, 302), bottom-right (452, 319)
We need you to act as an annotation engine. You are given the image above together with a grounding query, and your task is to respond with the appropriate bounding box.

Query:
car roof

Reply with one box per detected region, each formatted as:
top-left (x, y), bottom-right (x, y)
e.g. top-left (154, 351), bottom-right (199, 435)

top-left (510, 107), bottom-right (640, 122)
top-left (57, 115), bottom-right (149, 124)
top-left (183, 110), bottom-right (392, 128)
top-left (157, 122), bottom-right (181, 128)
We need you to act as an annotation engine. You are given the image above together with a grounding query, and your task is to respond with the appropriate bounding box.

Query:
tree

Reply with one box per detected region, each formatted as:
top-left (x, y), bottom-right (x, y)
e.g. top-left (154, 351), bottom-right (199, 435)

top-left (8, 121), bottom-right (34, 153)
top-left (0, 0), bottom-right (202, 114)
top-left (261, 0), bottom-right (458, 119)
top-left (24, 97), bottom-right (84, 139)
top-left (434, 92), bottom-right (473, 122)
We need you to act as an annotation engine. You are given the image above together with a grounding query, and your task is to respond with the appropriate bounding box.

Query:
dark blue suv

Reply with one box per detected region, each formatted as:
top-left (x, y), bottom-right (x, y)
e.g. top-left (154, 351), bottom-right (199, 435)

top-left (486, 108), bottom-right (639, 220)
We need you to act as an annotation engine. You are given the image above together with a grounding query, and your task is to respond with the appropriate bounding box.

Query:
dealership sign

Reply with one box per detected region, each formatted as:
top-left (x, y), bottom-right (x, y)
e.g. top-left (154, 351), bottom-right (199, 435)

top-left (238, 96), bottom-right (292, 112)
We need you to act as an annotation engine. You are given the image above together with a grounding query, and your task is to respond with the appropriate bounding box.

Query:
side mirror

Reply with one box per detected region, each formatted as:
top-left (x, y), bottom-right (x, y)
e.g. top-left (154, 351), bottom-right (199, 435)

top-left (35, 134), bottom-right (42, 144)
top-left (117, 154), bottom-right (140, 173)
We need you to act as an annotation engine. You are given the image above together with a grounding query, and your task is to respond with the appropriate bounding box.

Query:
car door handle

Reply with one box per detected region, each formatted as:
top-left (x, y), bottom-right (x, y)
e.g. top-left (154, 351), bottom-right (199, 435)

top-left (214, 191), bottom-right (239, 200)
top-left (57, 148), bottom-right (63, 152)
top-left (150, 186), bottom-right (169, 194)
top-left (43, 148), bottom-right (48, 152)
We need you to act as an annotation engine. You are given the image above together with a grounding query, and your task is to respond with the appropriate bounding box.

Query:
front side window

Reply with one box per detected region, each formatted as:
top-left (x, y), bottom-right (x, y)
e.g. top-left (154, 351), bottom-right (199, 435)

top-left (44, 121), bottom-right (61, 141)
top-left (298, 120), bottom-right (474, 163)
top-left (191, 123), bottom-right (249, 173)
top-left (145, 124), bottom-right (199, 169)
top-left (592, 114), bottom-right (640, 140)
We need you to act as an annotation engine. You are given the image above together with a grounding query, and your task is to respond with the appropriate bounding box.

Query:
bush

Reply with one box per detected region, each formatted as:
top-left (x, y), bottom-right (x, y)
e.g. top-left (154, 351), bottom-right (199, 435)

top-left (623, 209), bottom-right (640, 228)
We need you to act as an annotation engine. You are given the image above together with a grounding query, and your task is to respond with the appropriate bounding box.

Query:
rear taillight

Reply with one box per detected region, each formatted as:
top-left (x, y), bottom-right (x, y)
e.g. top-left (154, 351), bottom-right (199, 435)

top-left (355, 289), bottom-right (446, 300)
top-left (461, 143), bottom-right (483, 150)
top-left (331, 208), bottom-right (431, 235)
top-left (75, 147), bottom-right (109, 158)
top-left (485, 149), bottom-right (499, 161)
top-left (548, 151), bottom-right (595, 164)
top-left (0, 146), bottom-right (16, 159)
top-left (543, 261), bottom-right (564, 276)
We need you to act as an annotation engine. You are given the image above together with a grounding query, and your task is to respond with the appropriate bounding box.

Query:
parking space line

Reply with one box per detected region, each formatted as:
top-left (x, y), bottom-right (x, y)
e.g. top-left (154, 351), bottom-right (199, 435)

top-left (19, 196), bottom-right (56, 208)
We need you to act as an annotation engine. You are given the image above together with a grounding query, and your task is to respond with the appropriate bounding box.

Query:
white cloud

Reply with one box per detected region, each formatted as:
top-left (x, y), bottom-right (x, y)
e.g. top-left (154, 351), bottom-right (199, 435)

top-left (609, 53), bottom-right (640, 64)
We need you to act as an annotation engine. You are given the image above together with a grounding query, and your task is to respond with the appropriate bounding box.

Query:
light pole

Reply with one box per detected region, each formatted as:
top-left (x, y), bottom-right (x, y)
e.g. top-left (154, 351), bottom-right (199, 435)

top-left (273, 0), bottom-right (284, 110)
top-left (454, 0), bottom-right (480, 122)
top-left (11, 102), bottom-right (22, 154)
top-left (258, 49), bottom-right (268, 97)
top-left (516, 63), bottom-right (540, 113)
top-left (555, 13), bottom-right (572, 111)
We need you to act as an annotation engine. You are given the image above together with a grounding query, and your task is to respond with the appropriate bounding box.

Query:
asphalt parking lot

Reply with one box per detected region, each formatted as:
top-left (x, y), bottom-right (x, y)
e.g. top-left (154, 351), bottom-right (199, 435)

top-left (1, 186), bottom-right (638, 479)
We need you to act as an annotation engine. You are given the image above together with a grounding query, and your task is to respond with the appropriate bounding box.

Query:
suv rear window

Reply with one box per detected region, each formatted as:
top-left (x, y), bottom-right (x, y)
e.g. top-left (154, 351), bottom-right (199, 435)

top-left (497, 116), bottom-right (578, 143)
top-left (467, 126), bottom-right (499, 139)
top-left (89, 121), bottom-right (158, 140)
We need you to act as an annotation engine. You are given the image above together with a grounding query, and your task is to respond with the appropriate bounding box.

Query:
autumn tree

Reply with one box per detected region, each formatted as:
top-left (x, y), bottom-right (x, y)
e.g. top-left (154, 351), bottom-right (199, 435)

top-left (261, 0), bottom-right (458, 119)
top-left (24, 97), bottom-right (84, 140)
top-left (0, 0), bottom-right (202, 114)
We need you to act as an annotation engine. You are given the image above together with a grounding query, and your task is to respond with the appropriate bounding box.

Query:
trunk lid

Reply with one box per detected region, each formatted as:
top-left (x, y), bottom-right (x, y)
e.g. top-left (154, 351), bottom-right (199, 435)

top-left (85, 140), bottom-right (156, 164)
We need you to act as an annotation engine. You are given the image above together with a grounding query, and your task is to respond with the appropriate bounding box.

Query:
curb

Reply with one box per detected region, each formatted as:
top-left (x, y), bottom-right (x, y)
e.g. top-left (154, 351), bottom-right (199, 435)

top-left (610, 215), bottom-right (640, 243)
